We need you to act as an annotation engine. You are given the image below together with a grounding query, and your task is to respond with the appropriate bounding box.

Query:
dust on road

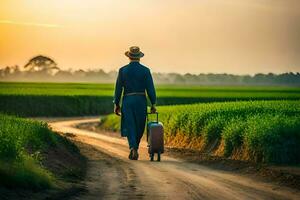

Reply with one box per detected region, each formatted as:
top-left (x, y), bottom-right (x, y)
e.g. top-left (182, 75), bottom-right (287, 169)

top-left (49, 118), bottom-right (300, 200)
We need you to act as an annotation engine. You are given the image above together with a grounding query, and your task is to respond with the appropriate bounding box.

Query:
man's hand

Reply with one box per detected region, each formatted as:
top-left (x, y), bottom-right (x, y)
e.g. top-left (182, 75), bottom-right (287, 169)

top-left (150, 105), bottom-right (157, 113)
top-left (114, 105), bottom-right (121, 116)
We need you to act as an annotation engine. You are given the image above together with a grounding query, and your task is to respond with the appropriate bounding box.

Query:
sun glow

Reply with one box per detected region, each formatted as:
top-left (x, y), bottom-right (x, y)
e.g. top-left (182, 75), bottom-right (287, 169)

top-left (0, 0), bottom-right (299, 74)
top-left (0, 20), bottom-right (61, 28)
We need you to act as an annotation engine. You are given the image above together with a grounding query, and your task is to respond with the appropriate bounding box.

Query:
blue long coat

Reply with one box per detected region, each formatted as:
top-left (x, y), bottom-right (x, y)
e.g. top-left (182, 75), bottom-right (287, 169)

top-left (114, 61), bottom-right (156, 149)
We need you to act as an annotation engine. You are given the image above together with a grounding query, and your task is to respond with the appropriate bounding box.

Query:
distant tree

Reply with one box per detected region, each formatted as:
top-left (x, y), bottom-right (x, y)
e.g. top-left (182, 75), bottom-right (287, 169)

top-left (0, 66), bottom-right (13, 78)
top-left (24, 55), bottom-right (59, 75)
top-left (11, 65), bottom-right (21, 75)
top-left (173, 74), bottom-right (186, 84)
top-left (3, 66), bottom-right (11, 76)
top-left (73, 69), bottom-right (86, 77)
top-left (54, 70), bottom-right (72, 77)
top-left (184, 73), bottom-right (198, 84)
top-left (108, 70), bottom-right (117, 79)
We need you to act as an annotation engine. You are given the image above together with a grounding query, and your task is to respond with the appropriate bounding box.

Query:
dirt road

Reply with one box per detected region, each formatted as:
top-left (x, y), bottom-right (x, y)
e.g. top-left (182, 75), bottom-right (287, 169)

top-left (49, 118), bottom-right (300, 200)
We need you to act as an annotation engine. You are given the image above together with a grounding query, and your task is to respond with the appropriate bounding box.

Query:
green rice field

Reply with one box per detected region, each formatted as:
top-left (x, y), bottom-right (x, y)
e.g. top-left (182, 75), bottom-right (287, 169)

top-left (1, 82), bottom-right (300, 164)
top-left (1, 82), bottom-right (300, 98)
top-left (1, 82), bottom-right (300, 116)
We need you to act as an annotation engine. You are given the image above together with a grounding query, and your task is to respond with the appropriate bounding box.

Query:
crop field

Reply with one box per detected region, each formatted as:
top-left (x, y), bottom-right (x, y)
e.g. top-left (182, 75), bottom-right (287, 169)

top-left (0, 113), bottom-right (82, 189)
top-left (1, 82), bottom-right (300, 98)
top-left (1, 82), bottom-right (300, 164)
top-left (100, 100), bottom-right (300, 164)
top-left (1, 82), bottom-right (300, 116)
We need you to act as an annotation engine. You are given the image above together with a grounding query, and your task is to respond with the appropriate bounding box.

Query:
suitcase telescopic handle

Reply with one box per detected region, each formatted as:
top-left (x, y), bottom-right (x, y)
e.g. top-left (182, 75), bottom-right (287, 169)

top-left (147, 112), bottom-right (158, 123)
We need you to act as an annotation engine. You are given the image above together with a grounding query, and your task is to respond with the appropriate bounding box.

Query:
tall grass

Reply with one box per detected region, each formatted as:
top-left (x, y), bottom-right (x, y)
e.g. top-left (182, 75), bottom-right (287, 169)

top-left (0, 114), bottom-right (59, 189)
top-left (100, 100), bottom-right (300, 164)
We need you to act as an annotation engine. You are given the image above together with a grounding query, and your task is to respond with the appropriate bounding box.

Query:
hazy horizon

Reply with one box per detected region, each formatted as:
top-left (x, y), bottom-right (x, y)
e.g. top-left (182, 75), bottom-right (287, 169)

top-left (0, 0), bottom-right (299, 75)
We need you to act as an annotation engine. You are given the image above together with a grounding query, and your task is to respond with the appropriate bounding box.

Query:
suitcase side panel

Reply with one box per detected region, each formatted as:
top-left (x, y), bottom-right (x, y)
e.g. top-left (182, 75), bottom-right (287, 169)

top-left (148, 122), bottom-right (164, 154)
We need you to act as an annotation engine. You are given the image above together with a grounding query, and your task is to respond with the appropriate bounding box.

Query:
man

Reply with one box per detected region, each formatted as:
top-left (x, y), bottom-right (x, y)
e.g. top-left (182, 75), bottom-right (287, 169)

top-left (114, 46), bottom-right (157, 160)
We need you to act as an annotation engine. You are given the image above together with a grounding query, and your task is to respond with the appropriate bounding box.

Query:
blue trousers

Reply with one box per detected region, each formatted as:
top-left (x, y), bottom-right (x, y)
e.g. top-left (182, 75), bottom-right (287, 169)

top-left (121, 95), bottom-right (147, 149)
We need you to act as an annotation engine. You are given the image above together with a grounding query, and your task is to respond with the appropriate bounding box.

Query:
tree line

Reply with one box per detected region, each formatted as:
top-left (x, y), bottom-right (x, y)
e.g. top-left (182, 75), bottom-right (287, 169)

top-left (1, 55), bottom-right (299, 86)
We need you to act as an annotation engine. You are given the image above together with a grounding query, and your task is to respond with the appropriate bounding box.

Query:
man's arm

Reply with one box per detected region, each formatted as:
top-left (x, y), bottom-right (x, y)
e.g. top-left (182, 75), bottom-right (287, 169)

top-left (145, 69), bottom-right (157, 112)
top-left (113, 69), bottom-right (123, 115)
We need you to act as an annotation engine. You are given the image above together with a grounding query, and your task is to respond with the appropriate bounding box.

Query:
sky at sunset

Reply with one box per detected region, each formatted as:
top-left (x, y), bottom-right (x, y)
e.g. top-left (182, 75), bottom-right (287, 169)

top-left (0, 0), bottom-right (299, 74)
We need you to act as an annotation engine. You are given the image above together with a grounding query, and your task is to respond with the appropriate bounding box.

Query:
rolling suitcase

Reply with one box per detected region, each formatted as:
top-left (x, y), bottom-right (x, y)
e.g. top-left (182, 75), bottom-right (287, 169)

top-left (147, 112), bottom-right (164, 161)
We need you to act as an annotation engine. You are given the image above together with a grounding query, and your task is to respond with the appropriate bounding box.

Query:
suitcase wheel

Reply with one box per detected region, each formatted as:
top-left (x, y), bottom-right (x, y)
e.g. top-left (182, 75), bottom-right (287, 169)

top-left (157, 152), bottom-right (161, 162)
top-left (149, 153), bottom-right (161, 162)
top-left (150, 153), bottom-right (154, 161)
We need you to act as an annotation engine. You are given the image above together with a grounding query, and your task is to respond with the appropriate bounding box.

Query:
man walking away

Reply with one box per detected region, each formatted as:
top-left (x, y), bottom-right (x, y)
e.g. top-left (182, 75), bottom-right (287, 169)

top-left (113, 46), bottom-right (157, 160)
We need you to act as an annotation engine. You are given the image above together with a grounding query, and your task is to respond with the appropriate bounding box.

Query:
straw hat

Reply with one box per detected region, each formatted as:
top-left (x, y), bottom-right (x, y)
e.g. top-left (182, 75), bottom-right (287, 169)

top-left (125, 46), bottom-right (144, 59)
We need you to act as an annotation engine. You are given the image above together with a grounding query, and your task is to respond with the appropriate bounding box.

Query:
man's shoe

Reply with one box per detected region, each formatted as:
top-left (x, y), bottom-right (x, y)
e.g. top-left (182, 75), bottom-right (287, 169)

top-left (132, 149), bottom-right (139, 160)
top-left (128, 148), bottom-right (134, 160)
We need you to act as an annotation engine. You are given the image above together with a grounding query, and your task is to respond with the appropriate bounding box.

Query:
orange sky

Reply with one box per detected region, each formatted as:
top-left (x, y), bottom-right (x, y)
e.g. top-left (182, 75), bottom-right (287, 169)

top-left (0, 0), bottom-right (299, 74)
